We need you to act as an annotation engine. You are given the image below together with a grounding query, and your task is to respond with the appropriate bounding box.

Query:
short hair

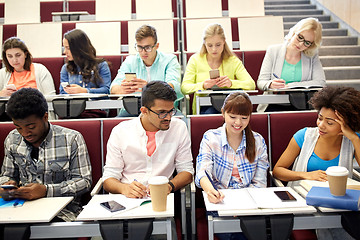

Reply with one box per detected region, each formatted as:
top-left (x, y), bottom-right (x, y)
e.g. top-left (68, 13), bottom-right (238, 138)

top-left (200, 23), bottom-right (233, 60)
top-left (141, 81), bottom-right (177, 108)
top-left (64, 29), bottom-right (105, 86)
top-left (309, 86), bottom-right (360, 132)
top-left (135, 25), bottom-right (157, 43)
top-left (284, 17), bottom-right (323, 57)
top-left (2, 37), bottom-right (32, 72)
top-left (221, 92), bottom-right (255, 163)
top-left (6, 88), bottom-right (48, 120)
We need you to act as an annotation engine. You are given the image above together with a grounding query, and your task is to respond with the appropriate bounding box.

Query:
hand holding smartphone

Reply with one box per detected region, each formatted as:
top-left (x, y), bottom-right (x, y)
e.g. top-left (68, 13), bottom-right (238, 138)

top-left (0, 185), bottom-right (18, 190)
top-left (209, 69), bottom-right (220, 79)
top-left (100, 200), bottom-right (126, 212)
top-left (5, 84), bottom-right (17, 91)
top-left (125, 73), bottom-right (137, 82)
top-left (61, 82), bottom-right (70, 88)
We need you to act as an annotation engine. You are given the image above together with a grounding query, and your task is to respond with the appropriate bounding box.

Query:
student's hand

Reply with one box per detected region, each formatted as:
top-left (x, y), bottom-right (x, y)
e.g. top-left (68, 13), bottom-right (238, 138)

top-left (304, 170), bottom-right (327, 182)
top-left (216, 76), bottom-right (232, 88)
top-left (203, 78), bottom-right (219, 89)
top-left (335, 111), bottom-right (358, 141)
top-left (130, 78), bottom-right (147, 91)
top-left (64, 84), bottom-right (88, 94)
top-left (207, 189), bottom-right (225, 204)
top-left (270, 79), bottom-right (286, 89)
top-left (0, 88), bottom-right (16, 97)
top-left (123, 181), bottom-right (147, 198)
top-left (10, 183), bottom-right (46, 200)
top-left (0, 180), bottom-right (17, 193)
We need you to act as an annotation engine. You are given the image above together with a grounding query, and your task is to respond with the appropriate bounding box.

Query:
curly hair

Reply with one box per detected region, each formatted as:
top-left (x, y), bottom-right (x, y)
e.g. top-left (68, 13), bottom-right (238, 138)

top-left (309, 86), bottom-right (360, 132)
top-left (64, 29), bottom-right (107, 87)
top-left (6, 88), bottom-right (47, 119)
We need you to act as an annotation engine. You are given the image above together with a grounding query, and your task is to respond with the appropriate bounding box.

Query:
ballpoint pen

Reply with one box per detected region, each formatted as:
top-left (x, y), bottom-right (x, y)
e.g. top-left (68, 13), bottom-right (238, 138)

top-left (205, 170), bottom-right (219, 192)
top-left (272, 73), bottom-right (280, 79)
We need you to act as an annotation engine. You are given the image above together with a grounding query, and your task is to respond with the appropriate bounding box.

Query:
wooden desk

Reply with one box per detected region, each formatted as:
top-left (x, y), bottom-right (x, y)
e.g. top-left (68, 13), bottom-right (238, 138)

top-left (0, 197), bottom-right (73, 224)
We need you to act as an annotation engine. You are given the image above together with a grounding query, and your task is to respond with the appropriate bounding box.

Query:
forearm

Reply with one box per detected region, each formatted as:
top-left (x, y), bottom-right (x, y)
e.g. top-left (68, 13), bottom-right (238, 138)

top-left (46, 177), bottom-right (92, 197)
top-left (170, 171), bottom-right (192, 191)
top-left (103, 177), bottom-right (129, 194)
top-left (351, 136), bottom-right (360, 165)
top-left (273, 166), bottom-right (307, 182)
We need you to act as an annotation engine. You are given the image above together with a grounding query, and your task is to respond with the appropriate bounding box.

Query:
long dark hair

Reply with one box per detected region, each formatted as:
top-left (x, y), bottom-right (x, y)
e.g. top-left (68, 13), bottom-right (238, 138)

top-left (64, 29), bottom-right (106, 86)
top-left (2, 37), bottom-right (32, 72)
top-left (222, 92), bottom-right (256, 163)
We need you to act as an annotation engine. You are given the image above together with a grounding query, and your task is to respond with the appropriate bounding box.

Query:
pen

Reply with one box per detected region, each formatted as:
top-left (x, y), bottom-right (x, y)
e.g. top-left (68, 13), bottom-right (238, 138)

top-left (13, 200), bottom-right (19, 207)
top-left (273, 73), bottom-right (280, 79)
top-left (205, 170), bottom-right (218, 191)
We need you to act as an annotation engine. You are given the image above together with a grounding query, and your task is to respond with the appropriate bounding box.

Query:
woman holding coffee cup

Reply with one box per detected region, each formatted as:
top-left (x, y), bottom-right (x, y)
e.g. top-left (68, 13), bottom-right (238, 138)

top-left (273, 86), bottom-right (360, 240)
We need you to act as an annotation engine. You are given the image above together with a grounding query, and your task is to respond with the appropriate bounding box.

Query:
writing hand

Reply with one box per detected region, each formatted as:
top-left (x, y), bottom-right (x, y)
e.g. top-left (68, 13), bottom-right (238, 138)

top-left (123, 181), bottom-right (147, 198)
top-left (207, 189), bottom-right (225, 204)
top-left (270, 79), bottom-right (286, 89)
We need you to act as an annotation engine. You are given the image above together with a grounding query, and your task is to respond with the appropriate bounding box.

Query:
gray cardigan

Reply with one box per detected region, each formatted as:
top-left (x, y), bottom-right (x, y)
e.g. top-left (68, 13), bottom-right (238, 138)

top-left (257, 43), bottom-right (326, 91)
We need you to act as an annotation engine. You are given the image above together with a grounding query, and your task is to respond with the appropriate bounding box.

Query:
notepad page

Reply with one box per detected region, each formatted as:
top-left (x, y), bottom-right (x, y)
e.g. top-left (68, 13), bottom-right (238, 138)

top-left (202, 189), bottom-right (258, 211)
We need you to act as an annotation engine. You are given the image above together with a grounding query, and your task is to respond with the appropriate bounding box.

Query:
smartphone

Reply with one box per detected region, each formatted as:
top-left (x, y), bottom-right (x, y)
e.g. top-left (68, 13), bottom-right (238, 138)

top-left (209, 69), bottom-right (220, 79)
top-left (100, 201), bottom-right (126, 212)
top-left (61, 82), bottom-right (70, 88)
top-left (125, 73), bottom-right (137, 82)
top-left (274, 190), bottom-right (297, 202)
top-left (0, 185), bottom-right (18, 190)
top-left (5, 84), bottom-right (16, 91)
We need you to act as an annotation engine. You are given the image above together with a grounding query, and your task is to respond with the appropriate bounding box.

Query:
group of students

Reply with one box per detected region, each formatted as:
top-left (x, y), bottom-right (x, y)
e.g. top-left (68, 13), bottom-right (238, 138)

top-left (0, 16), bottom-right (359, 240)
top-left (0, 17), bottom-right (325, 116)
top-left (1, 82), bottom-right (360, 239)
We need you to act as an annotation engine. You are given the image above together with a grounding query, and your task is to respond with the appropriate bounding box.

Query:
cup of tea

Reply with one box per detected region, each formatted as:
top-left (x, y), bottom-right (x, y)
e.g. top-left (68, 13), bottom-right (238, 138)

top-left (148, 176), bottom-right (168, 212)
top-left (326, 166), bottom-right (349, 196)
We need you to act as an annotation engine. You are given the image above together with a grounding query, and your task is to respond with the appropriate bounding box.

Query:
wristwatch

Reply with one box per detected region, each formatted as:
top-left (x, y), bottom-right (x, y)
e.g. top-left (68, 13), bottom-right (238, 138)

top-left (168, 181), bottom-right (175, 193)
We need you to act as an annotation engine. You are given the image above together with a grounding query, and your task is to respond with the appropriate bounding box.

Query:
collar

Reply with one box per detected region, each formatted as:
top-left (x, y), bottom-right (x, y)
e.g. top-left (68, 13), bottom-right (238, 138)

top-left (220, 123), bottom-right (247, 151)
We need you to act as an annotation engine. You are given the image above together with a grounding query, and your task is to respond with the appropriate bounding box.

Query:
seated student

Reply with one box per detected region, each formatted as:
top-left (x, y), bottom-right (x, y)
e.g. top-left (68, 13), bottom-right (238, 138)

top-left (273, 86), bottom-right (360, 240)
top-left (0, 37), bottom-right (55, 97)
top-left (103, 81), bottom-right (193, 197)
top-left (195, 92), bottom-right (269, 240)
top-left (181, 23), bottom-right (255, 114)
top-left (60, 29), bottom-right (111, 118)
top-left (257, 17), bottom-right (326, 112)
top-left (0, 88), bottom-right (92, 222)
top-left (110, 25), bottom-right (183, 117)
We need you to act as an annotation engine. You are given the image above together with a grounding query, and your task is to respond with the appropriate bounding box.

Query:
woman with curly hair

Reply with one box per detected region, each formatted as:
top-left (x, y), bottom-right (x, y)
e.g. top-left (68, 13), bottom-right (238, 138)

top-left (273, 87), bottom-right (359, 240)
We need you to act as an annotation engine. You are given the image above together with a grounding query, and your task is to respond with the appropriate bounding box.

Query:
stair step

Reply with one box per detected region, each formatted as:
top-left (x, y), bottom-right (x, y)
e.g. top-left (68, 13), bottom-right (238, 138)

top-left (284, 21), bottom-right (339, 29)
top-left (281, 15), bottom-right (331, 22)
top-left (265, 9), bottom-right (323, 16)
top-left (326, 79), bottom-right (360, 90)
top-left (284, 29), bottom-right (347, 36)
top-left (265, 4), bottom-right (316, 10)
top-left (324, 66), bottom-right (360, 80)
top-left (320, 56), bottom-right (360, 67)
top-left (319, 46), bottom-right (360, 55)
top-left (264, 0), bottom-right (311, 5)
top-left (322, 36), bottom-right (358, 46)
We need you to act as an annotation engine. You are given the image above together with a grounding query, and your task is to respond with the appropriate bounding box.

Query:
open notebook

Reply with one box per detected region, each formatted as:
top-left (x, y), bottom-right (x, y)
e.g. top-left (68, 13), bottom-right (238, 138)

top-left (203, 187), bottom-right (308, 212)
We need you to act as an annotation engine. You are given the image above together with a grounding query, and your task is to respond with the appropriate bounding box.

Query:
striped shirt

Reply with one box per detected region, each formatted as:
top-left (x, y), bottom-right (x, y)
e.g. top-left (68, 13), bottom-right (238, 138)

top-left (0, 123), bottom-right (92, 221)
top-left (195, 124), bottom-right (269, 189)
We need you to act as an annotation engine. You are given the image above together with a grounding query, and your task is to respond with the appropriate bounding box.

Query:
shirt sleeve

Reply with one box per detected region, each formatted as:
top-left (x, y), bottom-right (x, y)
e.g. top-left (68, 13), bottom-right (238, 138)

top-left (111, 56), bottom-right (133, 89)
top-left (46, 133), bottom-right (92, 197)
top-left (163, 55), bottom-right (183, 102)
top-left (181, 55), bottom-right (205, 95)
top-left (248, 134), bottom-right (269, 188)
top-left (59, 64), bottom-right (69, 94)
top-left (36, 64), bottom-right (56, 96)
top-left (257, 46), bottom-right (276, 91)
top-left (88, 61), bottom-right (111, 94)
top-left (229, 56), bottom-right (256, 90)
top-left (195, 131), bottom-right (214, 188)
top-left (173, 121), bottom-right (194, 175)
top-left (294, 128), bottom-right (307, 148)
top-left (0, 134), bottom-right (19, 184)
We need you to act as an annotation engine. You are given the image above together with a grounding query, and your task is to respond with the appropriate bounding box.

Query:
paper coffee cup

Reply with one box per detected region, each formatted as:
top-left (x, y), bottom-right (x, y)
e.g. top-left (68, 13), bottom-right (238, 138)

top-left (148, 176), bottom-right (168, 212)
top-left (326, 166), bottom-right (349, 196)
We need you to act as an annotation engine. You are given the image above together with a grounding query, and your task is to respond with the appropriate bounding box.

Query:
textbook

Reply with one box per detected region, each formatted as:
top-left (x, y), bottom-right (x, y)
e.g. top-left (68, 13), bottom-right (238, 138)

top-left (0, 197), bottom-right (25, 208)
top-left (279, 84), bottom-right (323, 90)
top-left (306, 186), bottom-right (360, 211)
top-left (203, 187), bottom-right (308, 212)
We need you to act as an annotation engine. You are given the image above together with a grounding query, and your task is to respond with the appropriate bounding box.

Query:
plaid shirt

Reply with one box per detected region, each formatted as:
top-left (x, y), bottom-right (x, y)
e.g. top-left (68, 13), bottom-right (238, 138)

top-left (0, 123), bottom-right (92, 221)
top-left (195, 124), bottom-right (269, 189)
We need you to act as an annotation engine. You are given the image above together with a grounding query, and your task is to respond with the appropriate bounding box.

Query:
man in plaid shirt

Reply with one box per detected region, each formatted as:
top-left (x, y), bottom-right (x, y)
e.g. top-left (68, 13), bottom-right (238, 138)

top-left (0, 88), bottom-right (92, 222)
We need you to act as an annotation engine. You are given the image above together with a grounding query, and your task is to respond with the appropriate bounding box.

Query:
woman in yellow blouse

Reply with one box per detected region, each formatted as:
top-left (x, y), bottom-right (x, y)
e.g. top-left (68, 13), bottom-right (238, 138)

top-left (181, 23), bottom-right (255, 114)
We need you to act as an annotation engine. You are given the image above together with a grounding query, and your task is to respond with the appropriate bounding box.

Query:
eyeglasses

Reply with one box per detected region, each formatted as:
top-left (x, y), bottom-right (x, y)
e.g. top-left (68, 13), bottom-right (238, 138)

top-left (296, 34), bottom-right (313, 48)
top-left (135, 44), bottom-right (156, 52)
top-left (146, 107), bottom-right (176, 119)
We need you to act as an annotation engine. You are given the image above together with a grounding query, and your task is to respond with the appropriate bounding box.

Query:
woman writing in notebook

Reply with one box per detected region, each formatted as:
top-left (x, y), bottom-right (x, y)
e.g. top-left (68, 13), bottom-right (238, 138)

top-left (257, 17), bottom-right (326, 112)
top-left (195, 92), bottom-right (269, 204)
top-left (181, 23), bottom-right (255, 114)
top-left (0, 37), bottom-right (55, 97)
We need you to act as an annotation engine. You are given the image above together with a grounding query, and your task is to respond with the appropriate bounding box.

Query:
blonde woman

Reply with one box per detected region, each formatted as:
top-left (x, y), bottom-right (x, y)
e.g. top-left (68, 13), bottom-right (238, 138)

top-left (257, 17), bottom-right (326, 112)
top-left (181, 23), bottom-right (255, 114)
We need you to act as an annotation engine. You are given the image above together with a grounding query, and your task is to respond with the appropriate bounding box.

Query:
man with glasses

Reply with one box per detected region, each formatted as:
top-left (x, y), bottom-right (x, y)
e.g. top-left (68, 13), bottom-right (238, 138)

top-left (103, 81), bottom-right (193, 197)
top-left (110, 25), bottom-right (183, 117)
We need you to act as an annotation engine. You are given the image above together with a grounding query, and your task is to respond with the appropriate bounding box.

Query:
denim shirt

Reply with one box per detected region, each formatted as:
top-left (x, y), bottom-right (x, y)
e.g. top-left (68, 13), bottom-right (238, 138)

top-left (60, 61), bottom-right (111, 94)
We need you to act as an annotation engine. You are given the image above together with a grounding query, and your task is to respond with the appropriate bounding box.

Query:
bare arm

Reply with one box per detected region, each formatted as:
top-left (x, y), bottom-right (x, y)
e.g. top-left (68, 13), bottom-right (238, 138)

top-left (103, 177), bottom-right (147, 198)
top-left (169, 171), bottom-right (192, 192)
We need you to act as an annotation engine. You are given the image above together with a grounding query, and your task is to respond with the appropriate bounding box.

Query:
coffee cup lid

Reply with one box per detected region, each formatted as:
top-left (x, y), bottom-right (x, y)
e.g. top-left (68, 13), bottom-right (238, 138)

top-left (326, 166), bottom-right (349, 176)
top-left (148, 176), bottom-right (168, 185)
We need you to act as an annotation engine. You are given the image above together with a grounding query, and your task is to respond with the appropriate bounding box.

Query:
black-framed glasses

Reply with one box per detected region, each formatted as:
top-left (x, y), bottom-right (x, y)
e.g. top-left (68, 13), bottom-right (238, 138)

top-left (296, 33), bottom-right (313, 48)
top-left (135, 43), bottom-right (156, 52)
top-left (146, 107), bottom-right (176, 119)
